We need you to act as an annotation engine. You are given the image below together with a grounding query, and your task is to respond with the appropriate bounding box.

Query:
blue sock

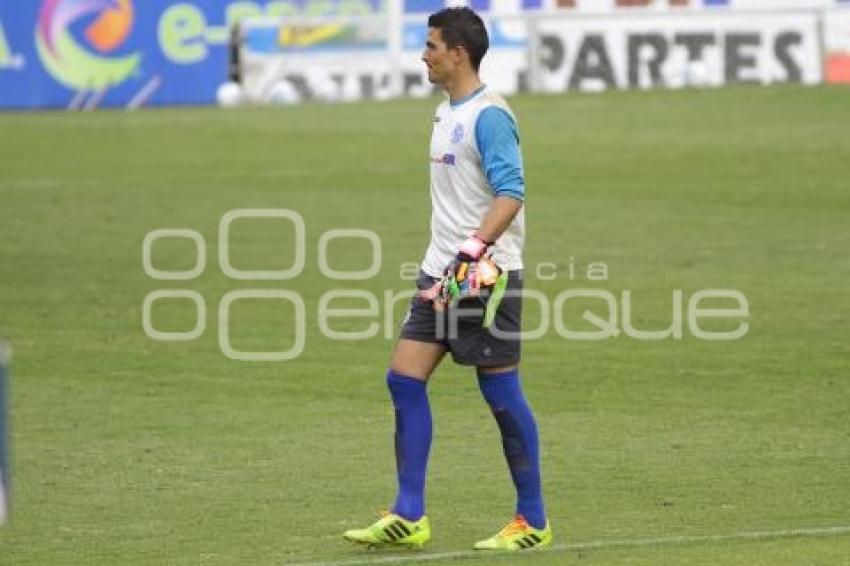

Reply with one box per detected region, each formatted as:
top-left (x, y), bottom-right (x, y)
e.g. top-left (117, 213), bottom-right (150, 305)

top-left (478, 368), bottom-right (547, 529)
top-left (387, 370), bottom-right (432, 521)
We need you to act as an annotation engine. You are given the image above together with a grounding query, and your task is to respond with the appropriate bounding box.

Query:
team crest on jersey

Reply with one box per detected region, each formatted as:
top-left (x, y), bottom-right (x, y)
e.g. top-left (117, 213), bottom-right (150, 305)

top-left (450, 123), bottom-right (464, 144)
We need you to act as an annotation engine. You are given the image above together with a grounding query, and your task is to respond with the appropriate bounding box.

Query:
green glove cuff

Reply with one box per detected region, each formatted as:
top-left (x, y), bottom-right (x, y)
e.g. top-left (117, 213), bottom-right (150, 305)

top-left (482, 272), bottom-right (509, 328)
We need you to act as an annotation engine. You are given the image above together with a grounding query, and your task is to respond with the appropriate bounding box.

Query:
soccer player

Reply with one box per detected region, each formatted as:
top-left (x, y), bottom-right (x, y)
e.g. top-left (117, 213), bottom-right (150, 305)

top-left (343, 7), bottom-right (551, 551)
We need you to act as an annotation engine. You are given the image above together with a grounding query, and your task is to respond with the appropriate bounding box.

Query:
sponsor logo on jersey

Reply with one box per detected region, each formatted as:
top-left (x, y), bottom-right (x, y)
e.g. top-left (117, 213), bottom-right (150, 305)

top-left (430, 153), bottom-right (456, 165)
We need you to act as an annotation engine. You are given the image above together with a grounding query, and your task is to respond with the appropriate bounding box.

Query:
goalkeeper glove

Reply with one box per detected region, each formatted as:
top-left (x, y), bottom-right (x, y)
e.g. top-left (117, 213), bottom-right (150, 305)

top-left (444, 233), bottom-right (492, 290)
top-left (456, 234), bottom-right (491, 262)
top-left (418, 234), bottom-right (493, 306)
top-left (434, 256), bottom-right (508, 328)
top-left (417, 234), bottom-right (508, 327)
top-left (442, 234), bottom-right (495, 302)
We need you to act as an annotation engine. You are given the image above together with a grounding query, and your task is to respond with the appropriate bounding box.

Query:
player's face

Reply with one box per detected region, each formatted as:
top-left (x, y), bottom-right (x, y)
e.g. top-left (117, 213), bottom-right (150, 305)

top-left (422, 28), bottom-right (462, 86)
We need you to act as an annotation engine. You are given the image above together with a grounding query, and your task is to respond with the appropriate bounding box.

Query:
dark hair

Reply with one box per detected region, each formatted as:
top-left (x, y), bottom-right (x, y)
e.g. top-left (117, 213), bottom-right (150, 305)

top-left (427, 7), bottom-right (489, 72)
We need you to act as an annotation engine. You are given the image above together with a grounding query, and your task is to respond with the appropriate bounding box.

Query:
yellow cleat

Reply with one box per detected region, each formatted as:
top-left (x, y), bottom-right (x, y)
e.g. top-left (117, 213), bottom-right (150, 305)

top-left (343, 512), bottom-right (431, 548)
top-left (474, 515), bottom-right (552, 551)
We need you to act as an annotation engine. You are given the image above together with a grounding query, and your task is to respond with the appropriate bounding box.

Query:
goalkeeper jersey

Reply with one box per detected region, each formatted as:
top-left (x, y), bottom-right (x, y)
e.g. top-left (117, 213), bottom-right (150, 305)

top-left (421, 85), bottom-right (526, 277)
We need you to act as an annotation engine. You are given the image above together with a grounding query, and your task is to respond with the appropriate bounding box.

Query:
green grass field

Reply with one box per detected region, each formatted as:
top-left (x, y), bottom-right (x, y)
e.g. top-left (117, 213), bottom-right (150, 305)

top-left (0, 85), bottom-right (848, 565)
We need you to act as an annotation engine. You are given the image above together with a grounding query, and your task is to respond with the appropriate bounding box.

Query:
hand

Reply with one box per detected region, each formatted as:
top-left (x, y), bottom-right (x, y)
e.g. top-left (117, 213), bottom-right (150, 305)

top-left (417, 235), bottom-right (497, 310)
top-left (446, 234), bottom-right (492, 285)
top-left (435, 257), bottom-right (503, 310)
top-left (456, 234), bottom-right (491, 263)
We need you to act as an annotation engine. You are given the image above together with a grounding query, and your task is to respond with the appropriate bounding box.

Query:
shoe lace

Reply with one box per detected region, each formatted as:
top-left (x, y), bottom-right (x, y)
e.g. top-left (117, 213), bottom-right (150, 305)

top-left (499, 515), bottom-right (530, 537)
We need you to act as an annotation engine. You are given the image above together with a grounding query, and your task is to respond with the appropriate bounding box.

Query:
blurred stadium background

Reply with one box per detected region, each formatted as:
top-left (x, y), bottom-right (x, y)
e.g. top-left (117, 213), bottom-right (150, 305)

top-left (1, 0), bottom-right (850, 108)
top-left (1, 0), bottom-right (849, 564)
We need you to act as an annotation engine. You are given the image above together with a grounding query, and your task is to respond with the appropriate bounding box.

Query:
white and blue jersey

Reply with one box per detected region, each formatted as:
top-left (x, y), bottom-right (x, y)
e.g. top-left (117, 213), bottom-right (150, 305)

top-left (422, 85), bottom-right (526, 277)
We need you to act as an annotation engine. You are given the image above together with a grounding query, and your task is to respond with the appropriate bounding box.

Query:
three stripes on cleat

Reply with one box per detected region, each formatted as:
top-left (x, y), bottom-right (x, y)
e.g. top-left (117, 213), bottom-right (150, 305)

top-left (383, 520), bottom-right (412, 541)
top-left (515, 533), bottom-right (543, 548)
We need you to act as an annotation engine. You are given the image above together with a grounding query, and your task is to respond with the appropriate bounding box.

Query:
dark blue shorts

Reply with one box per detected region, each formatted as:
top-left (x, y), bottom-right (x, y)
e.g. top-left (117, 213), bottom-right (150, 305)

top-left (400, 270), bottom-right (523, 367)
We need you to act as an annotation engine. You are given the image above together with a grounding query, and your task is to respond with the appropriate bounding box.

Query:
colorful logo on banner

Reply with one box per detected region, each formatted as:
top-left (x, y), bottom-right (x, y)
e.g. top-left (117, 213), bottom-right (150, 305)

top-left (35, 0), bottom-right (141, 91)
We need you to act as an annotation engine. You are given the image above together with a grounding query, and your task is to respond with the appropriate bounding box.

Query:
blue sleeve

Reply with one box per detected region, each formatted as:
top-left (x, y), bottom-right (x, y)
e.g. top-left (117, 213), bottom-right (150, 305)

top-left (474, 106), bottom-right (525, 201)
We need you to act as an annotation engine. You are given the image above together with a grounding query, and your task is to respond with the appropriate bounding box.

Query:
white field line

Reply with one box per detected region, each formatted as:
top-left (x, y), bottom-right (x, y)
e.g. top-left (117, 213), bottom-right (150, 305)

top-left (287, 525), bottom-right (850, 566)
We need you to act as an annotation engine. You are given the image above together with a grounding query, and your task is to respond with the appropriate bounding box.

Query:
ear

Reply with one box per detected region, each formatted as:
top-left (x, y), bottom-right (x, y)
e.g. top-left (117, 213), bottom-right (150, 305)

top-left (452, 45), bottom-right (467, 65)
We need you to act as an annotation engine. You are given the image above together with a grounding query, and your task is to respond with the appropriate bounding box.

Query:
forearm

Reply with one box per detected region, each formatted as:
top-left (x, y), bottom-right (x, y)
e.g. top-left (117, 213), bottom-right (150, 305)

top-left (476, 196), bottom-right (523, 244)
